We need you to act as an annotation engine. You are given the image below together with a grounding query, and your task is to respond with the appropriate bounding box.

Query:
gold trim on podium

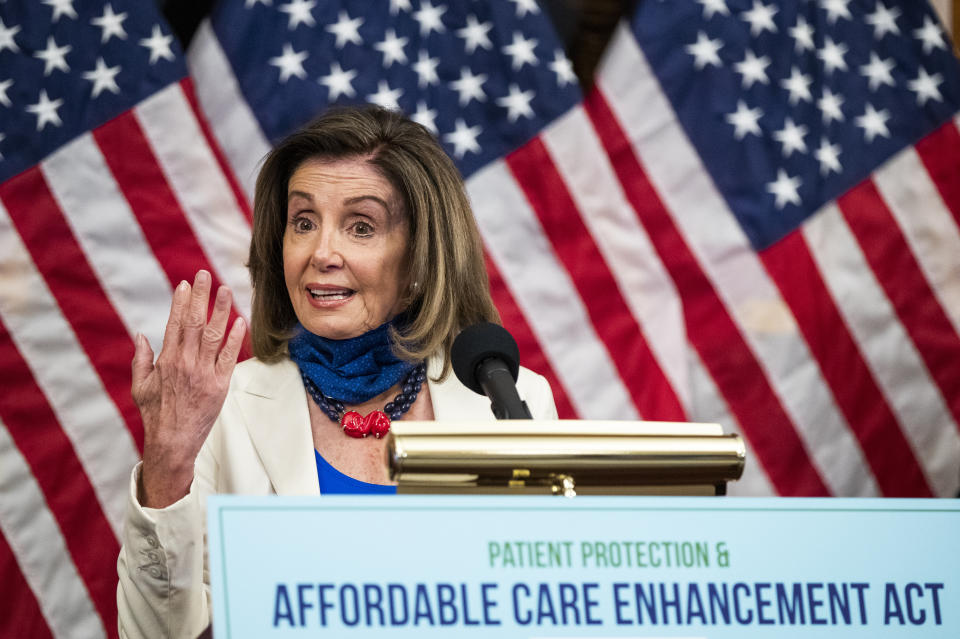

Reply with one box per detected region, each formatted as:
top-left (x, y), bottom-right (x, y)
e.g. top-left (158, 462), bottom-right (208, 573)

top-left (386, 421), bottom-right (745, 496)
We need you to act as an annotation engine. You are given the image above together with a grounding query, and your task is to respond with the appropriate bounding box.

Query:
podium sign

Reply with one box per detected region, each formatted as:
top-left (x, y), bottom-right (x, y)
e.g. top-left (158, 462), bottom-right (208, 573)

top-left (208, 496), bottom-right (959, 638)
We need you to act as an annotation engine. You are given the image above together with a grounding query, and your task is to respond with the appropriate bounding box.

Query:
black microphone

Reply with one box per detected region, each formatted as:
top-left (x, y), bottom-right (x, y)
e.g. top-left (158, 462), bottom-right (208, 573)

top-left (451, 322), bottom-right (533, 420)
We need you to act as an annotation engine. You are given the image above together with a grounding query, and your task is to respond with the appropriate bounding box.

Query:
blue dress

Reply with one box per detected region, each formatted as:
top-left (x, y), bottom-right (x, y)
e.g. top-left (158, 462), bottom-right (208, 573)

top-left (314, 449), bottom-right (397, 495)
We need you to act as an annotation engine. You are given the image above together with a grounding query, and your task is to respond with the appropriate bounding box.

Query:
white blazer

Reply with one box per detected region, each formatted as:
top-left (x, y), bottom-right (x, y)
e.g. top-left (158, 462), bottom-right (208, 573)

top-left (117, 357), bottom-right (557, 639)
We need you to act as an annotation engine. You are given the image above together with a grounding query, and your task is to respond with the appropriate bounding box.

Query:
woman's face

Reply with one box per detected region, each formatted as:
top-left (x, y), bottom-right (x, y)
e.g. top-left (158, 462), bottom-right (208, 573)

top-left (283, 157), bottom-right (409, 340)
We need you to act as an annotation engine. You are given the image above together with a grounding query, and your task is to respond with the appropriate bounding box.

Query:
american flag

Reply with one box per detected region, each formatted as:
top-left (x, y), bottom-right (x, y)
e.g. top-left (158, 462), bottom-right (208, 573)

top-left (597, 0), bottom-right (960, 498)
top-left (188, 0), bottom-right (960, 495)
top-left (1, 0), bottom-right (959, 636)
top-left (0, 0), bottom-right (250, 636)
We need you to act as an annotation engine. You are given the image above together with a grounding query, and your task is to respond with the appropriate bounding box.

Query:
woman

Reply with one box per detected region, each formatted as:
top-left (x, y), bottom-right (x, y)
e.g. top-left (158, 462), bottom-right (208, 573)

top-left (116, 106), bottom-right (557, 638)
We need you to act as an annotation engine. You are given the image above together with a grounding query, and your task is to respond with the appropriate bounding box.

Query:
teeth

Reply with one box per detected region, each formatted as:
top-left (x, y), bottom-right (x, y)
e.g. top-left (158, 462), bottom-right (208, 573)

top-left (309, 289), bottom-right (351, 300)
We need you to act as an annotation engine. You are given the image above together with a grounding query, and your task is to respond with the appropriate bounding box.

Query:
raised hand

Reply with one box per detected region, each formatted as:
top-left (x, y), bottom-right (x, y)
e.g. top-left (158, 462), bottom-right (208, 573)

top-left (131, 270), bottom-right (246, 508)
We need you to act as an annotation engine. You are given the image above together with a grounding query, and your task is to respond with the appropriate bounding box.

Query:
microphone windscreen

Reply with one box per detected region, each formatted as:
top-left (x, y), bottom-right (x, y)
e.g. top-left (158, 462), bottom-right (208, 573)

top-left (451, 322), bottom-right (520, 395)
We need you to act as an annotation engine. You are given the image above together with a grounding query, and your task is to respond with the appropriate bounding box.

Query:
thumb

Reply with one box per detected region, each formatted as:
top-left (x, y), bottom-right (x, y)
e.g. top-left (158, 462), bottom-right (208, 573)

top-left (131, 333), bottom-right (155, 391)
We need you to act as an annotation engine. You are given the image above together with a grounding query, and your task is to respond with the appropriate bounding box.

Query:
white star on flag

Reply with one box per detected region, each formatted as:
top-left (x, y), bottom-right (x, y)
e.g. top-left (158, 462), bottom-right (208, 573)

top-left (818, 87), bottom-right (845, 124)
top-left (450, 67), bottom-right (487, 105)
top-left (697, 0), bottom-right (730, 19)
top-left (766, 169), bottom-right (802, 208)
top-left (726, 100), bottom-right (763, 139)
top-left (741, 1), bottom-right (778, 37)
top-left (497, 84), bottom-right (535, 121)
top-left (734, 50), bottom-right (770, 88)
top-left (865, 3), bottom-right (901, 39)
top-left (412, 50), bottom-right (440, 88)
top-left (319, 61), bottom-right (356, 99)
top-left (82, 57), bottom-right (121, 97)
top-left (818, 37), bottom-right (849, 75)
top-left (245, 0), bottom-right (271, 7)
top-left (0, 18), bottom-right (21, 53)
top-left (0, 78), bottom-right (13, 107)
top-left (34, 36), bottom-right (72, 76)
top-left (140, 24), bottom-right (174, 64)
top-left (367, 79), bottom-right (402, 110)
top-left (908, 67), bottom-right (944, 105)
top-left (781, 66), bottom-right (813, 104)
top-left (790, 15), bottom-right (815, 53)
top-left (42, 0), bottom-right (77, 22)
top-left (327, 10), bottom-right (363, 48)
top-left (510, 0), bottom-right (540, 18)
top-left (413, 1), bottom-right (446, 37)
top-left (443, 118), bottom-right (482, 158)
top-left (815, 137), bottom-right (843, 175)
top-left (686, 31), bottom-right (723, 70)
top-left (773, 117), bottom-right (808, 157)
top-left (502, 31), bottom-right (538, 71)
top-left (389, 0), bottom-right (411, 14)
top-left (456, 15), bottom-right (492, 54)
top-left (549, 50), bottom-right (576, 87)
top-left (913, 16), bottom-right (947, 55)
top-left (820, 0), bottom-right (853, 24)
top-left (25, 89), bottom-right (64, 130)
top-left (279, 0), bottom-right (317, 29)
top-left (411, 101), bottom-right (438, 134)
top-left (374, 29), bottom-right (408, 67)
top-left (855, 104), bottom-right (892, 142)
top-left (91, 4), bottom-right (128, 43)
top-left (0, 79), bottom-right (13, 106)
top-left (0, 132), bottom-right (5, 159)
top-left (860, 52), bottom-right (896, 91)
top-left (268, 42), bottom-right (308, 82)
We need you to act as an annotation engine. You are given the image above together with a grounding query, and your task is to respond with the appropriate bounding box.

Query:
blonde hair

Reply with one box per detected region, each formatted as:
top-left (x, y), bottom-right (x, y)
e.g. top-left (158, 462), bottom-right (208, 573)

top-left (248, 105), bottom-right (499, 380)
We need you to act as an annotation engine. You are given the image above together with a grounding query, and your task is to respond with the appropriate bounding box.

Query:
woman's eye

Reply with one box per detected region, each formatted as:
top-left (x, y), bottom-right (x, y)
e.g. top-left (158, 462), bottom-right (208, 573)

top-left (352, 221), bottom-right (374, 237)
top-left (292, 217), bottom-right (314, 233)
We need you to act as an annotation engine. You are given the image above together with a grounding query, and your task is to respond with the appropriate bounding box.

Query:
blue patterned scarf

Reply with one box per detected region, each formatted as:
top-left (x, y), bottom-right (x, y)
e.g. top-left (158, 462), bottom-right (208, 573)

top-left (287, 319), bottom-right (415, 404)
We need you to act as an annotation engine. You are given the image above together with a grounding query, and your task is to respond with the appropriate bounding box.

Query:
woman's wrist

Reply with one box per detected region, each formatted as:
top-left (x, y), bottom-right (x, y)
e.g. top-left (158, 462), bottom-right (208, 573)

top-left (139, 454), bottom-right (196, 509)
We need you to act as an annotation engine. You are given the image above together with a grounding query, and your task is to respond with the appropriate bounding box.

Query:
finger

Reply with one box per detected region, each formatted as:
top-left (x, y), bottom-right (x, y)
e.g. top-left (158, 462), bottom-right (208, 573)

top-left (130, 333), bottom-right (155, 395)
top-left (199, 286), bottom-right (233, 365)
top-left (160, 280), bottom-right (190, 355)
top-left (215, 317), bottom-right (246, 379)
top-left (181, 270), bottom-right (212, 357)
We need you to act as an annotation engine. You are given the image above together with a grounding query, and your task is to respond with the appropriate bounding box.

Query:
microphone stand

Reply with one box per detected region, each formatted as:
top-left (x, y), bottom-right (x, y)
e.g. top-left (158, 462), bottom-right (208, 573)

top-left (476, 358), bottom-right (533, 420)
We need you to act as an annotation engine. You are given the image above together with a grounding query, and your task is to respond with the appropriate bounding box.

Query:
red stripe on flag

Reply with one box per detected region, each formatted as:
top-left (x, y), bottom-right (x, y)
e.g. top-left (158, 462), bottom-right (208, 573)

top-left (505, 138), bottom-right (687, 422)
top-left (914, 119), bottom-right (960, 229)
top-left (585, 88), bottom-right (829, 495)
top-left (839, 181), bottom-right (960, 430)
top-left (0, 169), bottom-right (143, 452)
top-left (484, 253), bottom-right (577, 419)
top-left (179, 78), bottom-right (254, 223)
top-left (760, 231), bottom-right (932, 496)
top-left (93, 112), bottom-right (251, 360)
top-left (0, 531), bottom-right (54, 639)
top-left (0, 320), bottom-right (119, 639)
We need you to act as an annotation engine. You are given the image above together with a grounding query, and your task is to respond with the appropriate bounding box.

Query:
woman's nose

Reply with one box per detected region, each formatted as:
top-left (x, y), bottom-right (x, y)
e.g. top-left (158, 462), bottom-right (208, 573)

top-left (309, 230), bottom-right (344, 270)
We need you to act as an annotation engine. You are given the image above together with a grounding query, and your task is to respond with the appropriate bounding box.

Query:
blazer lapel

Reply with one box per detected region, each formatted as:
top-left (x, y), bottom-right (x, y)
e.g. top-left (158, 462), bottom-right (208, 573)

top-left (236, 359), bottom-right (320, 496)
top-left (427, 357), bottom-right (496, 421)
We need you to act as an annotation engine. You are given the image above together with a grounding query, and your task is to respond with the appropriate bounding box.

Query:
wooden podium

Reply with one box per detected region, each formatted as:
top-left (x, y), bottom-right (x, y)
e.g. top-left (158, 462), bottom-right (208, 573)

top-left (386, 420), bottom-right (745, 496)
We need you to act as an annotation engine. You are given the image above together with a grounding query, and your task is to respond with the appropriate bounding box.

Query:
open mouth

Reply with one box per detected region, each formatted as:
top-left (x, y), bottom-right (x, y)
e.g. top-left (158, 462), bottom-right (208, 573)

top-left (307, 286), bottom-right (354, 301)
